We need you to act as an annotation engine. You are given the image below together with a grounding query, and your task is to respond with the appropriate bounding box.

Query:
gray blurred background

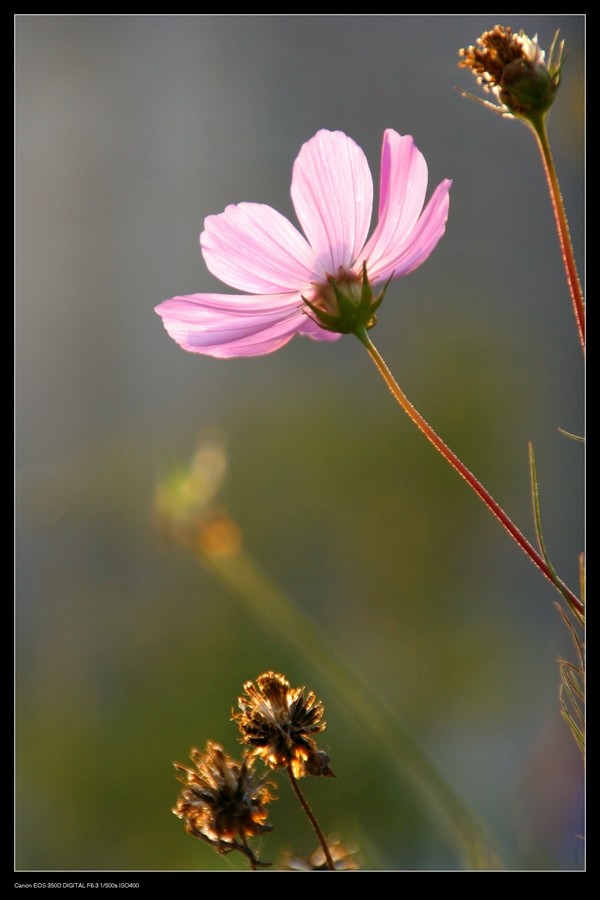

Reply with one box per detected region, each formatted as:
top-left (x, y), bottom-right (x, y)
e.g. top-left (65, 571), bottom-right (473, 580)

top-left (16, 15), bottom-right (584, 871)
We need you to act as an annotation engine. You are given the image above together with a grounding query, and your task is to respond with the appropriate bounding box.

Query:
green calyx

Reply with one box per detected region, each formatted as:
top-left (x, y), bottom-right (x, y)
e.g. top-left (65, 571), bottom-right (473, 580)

top-left (303, 262), bottom-right (392, 336)
top-left (500, 62), bottom-right (559, 118)
top-left (501, 31), bottom-right (566, 120)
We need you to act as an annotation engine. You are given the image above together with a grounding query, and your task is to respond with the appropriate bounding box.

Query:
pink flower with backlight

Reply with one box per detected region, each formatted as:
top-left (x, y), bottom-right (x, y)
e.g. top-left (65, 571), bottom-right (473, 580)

top-left (156, 129), bottom-right (451, 358)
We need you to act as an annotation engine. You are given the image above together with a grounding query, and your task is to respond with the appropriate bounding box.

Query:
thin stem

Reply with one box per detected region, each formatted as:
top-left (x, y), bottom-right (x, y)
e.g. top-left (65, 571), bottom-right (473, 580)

top-left (528, 114), bottom-right (585, 351)
top-left (357, 329), bottom-right (583, 616)
top-left (287, 766), bottom-right (335, 870)
top-left (239, 832), bottom-right (258, 871)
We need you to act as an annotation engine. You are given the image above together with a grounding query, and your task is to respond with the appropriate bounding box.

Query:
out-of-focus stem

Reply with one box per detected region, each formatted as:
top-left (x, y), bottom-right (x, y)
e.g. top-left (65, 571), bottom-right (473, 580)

top-left (529, 113), bottom-right (585, 351)
top-left (357, 329), bottom-right (583, 616)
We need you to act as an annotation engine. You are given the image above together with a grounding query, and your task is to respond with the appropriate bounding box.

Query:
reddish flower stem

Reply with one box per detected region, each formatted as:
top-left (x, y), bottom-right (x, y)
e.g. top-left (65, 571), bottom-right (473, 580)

top-left (529, 114), bottom-right (585, 351)
top-left (357, 330), bottom-right (583, 616)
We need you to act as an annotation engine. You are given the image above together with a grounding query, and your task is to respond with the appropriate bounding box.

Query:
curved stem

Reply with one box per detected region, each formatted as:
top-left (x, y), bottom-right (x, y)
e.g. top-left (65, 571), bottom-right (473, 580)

top-left (357, 329), bottom-right (582, 616)
top-left (287, 767), bottom-right (335, 870)
top-left (528, 114), bottom-right (585, 351)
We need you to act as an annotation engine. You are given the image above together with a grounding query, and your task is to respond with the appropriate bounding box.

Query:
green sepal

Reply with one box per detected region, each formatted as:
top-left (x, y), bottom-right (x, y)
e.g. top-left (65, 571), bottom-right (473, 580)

top-left (302, 263), bottom-right (393, 336)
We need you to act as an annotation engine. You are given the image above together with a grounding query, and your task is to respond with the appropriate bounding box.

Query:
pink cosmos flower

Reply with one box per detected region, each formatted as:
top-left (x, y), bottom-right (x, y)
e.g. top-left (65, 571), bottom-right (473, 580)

top-left (155, 129), bottom-right (451, 358)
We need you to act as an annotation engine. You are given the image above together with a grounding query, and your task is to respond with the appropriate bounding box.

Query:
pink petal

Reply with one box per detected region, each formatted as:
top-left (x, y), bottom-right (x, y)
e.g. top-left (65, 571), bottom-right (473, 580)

top-left (291, 130), bottom-right (373, 277)
top-left (297, 315), bottom-right (343, 342)
top-left (356, 131), bottom-right (451, 282)
top-left (201, 203), bottom-right (318, 294)
top-left (156, 292), bottom-right (310, 358)
top-left (378, 132), bottom-right (428, 226)
top-left (362, 179), bottom-right (452, 283)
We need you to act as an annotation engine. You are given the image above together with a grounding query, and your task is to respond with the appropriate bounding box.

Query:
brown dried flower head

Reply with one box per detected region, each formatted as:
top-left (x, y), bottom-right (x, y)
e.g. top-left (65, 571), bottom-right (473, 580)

top-left (458, 26), bottom-right (565, 119)
top-left (172, 741), bottom-right (274, 864)
top-left (233, 672), bottom-right (335, 778)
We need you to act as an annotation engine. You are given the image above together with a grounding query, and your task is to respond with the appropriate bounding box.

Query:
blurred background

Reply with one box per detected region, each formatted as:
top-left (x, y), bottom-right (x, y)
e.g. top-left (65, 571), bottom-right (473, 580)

top-left (16, 15), bottom-right (584, 872)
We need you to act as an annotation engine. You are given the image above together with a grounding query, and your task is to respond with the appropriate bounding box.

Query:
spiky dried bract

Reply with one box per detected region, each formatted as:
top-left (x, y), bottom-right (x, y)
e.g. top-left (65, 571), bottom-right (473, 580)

top-left (234, 672), bottom-right (334, 778)
top-left (172, 741), bottom-right (274, 863)
top-left (459, 26), bottom-right (565, 119)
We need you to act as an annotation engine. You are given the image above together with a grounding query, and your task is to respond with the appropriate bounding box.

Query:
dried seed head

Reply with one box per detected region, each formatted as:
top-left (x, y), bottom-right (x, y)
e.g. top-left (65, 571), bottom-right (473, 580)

top-left (172, 741), bottom-right (274, 864)
top-left (233, 672), bottom-right (334, 778)
top-left (281, 835), bottom-right (361, 871)
top-left (459, 26), bottom-right (565, 119)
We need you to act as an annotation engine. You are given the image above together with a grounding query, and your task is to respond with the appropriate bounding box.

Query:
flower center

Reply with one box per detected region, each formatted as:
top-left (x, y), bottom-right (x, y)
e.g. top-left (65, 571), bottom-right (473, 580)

top-left (308, 267), bottom-right (362, 318)
top-left (302, 262), bottom-right (389, 336)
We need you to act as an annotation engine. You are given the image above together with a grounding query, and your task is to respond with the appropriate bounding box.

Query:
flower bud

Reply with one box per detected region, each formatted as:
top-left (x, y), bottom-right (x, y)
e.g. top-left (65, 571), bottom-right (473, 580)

top-left (459, 26), bottom-right (566, 121)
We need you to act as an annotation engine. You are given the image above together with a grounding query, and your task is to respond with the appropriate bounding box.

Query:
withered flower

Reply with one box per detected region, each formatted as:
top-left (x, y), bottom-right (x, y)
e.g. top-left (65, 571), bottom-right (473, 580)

top-left (281, 835), bottom-right (361, 871)
top-left (172, 741), bottom-right (274, 867)
top-left (233, 671), bottom-right (334, 778)
top-left (458, 26), bottom-right (565, 120)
